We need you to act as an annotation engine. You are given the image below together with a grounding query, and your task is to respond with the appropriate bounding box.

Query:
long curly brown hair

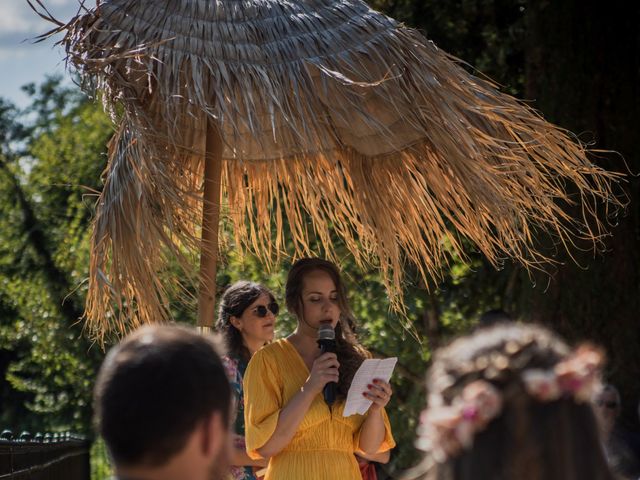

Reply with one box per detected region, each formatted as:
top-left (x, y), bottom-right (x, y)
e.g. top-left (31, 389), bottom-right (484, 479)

top-left (285, 258), bottom-right (370, 398)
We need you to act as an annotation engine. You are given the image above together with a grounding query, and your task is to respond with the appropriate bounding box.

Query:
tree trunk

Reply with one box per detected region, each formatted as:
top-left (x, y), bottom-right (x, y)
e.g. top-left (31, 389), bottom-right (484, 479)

top-left (197, 122), bottom-right (224, 330)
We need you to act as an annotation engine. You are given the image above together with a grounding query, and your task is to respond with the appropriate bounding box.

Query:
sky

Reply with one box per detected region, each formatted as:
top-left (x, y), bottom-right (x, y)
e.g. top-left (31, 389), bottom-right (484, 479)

top-left (0, 0), bottom-right (80, 108)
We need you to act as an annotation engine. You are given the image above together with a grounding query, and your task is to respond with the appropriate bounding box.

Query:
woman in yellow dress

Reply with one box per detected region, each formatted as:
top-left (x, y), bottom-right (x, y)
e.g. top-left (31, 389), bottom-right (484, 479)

top-left (243, 258), bottom-right (395, 480)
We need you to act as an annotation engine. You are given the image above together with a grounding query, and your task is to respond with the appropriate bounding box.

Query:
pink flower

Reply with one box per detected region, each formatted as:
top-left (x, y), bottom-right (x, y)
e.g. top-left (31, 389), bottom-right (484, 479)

top-left (416, 381), bottom-right (502, 462)
top-left (555, 345), bottom-right (603, 402)
top-left (461, 381), bottom-right (503, 428)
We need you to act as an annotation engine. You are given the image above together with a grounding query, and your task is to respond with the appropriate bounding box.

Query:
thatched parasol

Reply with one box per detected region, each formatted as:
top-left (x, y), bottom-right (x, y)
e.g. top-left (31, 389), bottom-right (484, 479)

top-left (31, 0), bottom-right (621, 341)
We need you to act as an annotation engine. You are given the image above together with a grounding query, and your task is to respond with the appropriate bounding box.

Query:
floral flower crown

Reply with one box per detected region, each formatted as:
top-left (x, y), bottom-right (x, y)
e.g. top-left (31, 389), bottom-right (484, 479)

top-left (415, 345), bottom-right (603, 463)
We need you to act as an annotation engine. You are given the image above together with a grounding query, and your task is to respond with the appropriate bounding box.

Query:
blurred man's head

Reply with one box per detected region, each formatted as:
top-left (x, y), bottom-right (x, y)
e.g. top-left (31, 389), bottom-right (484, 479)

top-left (94, 325), bottom-right (232, 480)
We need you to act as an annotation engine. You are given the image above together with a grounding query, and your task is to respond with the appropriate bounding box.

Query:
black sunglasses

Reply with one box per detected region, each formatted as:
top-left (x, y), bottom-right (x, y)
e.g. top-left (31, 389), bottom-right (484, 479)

top-left (252, 302), bottom-right (279, 317)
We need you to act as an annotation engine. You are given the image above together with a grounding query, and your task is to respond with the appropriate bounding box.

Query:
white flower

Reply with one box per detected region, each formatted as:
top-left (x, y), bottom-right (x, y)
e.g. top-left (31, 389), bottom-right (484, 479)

top-left (522, 369), bottom-right (561, 401)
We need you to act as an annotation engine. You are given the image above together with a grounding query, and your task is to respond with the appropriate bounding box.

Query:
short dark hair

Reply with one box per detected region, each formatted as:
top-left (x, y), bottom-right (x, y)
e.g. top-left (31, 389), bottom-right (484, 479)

top-left (94, 324), bottom-right (231, 467)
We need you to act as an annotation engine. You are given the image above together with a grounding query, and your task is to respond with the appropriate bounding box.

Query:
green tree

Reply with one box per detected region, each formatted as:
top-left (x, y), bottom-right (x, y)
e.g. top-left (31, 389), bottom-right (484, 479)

top-left (0, 77), bottom-right (111, 433)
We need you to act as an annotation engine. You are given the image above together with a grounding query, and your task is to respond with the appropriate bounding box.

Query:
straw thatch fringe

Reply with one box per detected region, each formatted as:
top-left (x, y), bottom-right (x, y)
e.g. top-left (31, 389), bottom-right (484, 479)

top-left (33, 0), bottom-right (623, 340)
top-left (86, 109), bottom-right (205, 340)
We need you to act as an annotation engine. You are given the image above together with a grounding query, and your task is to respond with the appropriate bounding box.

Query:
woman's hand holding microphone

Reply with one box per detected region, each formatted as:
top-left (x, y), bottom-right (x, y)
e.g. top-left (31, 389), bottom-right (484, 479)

top-left (305, 352), bottom-right (340, 395)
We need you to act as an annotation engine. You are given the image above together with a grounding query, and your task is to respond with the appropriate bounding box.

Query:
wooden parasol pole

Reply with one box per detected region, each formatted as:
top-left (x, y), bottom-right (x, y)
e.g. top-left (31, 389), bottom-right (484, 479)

top-left (197, 120), bottom-right (223, 332)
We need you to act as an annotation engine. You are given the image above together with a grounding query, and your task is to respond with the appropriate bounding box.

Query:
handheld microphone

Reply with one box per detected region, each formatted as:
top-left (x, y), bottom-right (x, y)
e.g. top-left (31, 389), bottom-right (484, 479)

top-left (317, 323), bottom-right (337, 407)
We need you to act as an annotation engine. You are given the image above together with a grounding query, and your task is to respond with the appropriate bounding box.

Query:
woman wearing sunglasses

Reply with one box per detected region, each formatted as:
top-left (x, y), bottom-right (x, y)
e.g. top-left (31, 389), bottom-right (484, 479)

top-left (243, 258), bottom-right (395, 480)
top-left (217, 281), bottom-right (280, 480)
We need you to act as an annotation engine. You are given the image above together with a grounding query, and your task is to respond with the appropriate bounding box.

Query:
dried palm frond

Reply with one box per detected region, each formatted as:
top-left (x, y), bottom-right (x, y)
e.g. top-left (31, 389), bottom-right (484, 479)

top-left (32, 0), bottom-right (623, 341)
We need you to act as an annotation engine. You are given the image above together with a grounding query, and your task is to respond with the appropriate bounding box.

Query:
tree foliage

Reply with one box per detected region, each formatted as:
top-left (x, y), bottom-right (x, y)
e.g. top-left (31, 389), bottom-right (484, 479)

top-left (0, 78), bottom-right (111, 433)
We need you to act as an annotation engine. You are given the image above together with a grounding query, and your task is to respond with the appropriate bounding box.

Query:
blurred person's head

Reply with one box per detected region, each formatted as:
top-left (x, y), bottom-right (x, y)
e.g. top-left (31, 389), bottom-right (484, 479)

top-left (216, 281), bottom-right (278, 360)
top-left (411, 323), bottom-right (613, 480)
top-left (594, 384), bottom-right (621, 437)
top-left (94, 324), bottom-right (232, 480)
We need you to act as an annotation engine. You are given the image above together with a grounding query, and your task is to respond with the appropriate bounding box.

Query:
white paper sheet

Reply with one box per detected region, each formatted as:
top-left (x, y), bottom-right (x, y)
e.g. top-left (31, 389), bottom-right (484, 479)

top-left (343, 357), bottom-right (398, 417)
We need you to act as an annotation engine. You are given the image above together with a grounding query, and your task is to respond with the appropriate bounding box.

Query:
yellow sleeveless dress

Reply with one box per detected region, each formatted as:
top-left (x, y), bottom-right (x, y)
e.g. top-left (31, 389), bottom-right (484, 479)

top-left (243, 338), bottom-right (395, 480)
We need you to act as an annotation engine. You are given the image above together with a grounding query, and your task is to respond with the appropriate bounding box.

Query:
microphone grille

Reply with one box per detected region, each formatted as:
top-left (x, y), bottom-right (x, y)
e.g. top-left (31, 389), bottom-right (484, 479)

top-left (317, 323), bottom-right (335, 340)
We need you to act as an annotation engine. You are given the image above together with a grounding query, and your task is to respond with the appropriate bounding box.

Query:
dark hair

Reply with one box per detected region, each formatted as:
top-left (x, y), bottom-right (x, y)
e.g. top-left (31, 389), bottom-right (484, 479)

top-left (216, 281), bottom-right (276, 361)
top-left (413, 323), bottom-right (614, 480)
top-left (478, 309), bottom-right (513, 326)
top-left (94, 325), bottom-right (231, 467)
top-left (285, 258), bottom-right (369, 398)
